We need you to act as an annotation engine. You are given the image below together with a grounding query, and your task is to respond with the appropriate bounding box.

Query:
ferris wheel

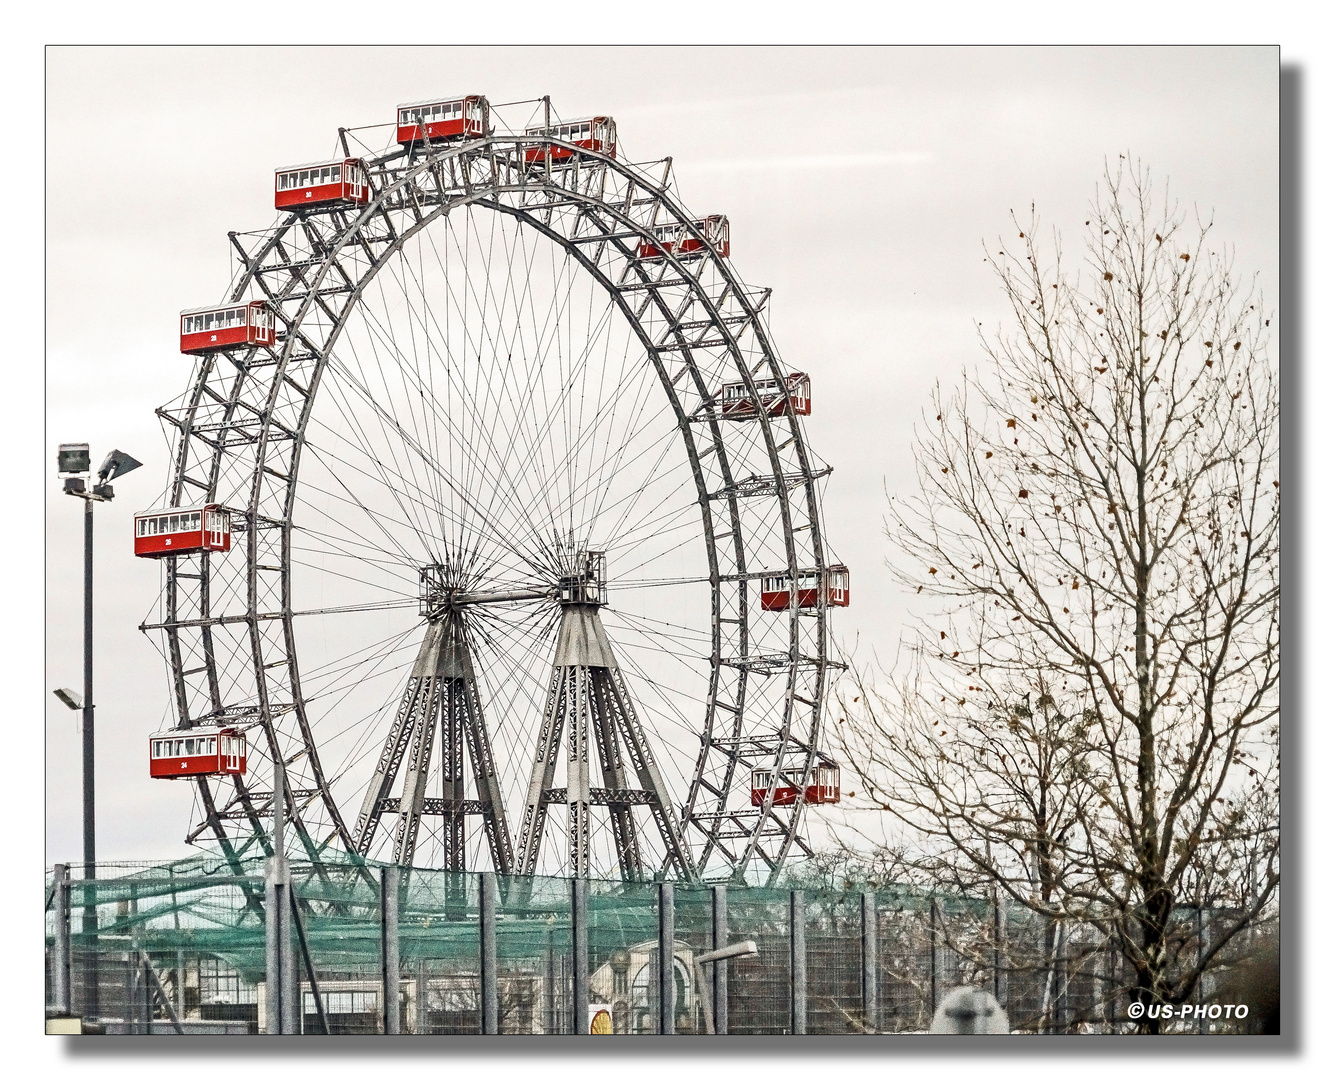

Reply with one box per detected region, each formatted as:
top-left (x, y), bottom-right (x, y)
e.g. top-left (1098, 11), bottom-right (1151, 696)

top-left (139, 95), bottom-right (848, 885)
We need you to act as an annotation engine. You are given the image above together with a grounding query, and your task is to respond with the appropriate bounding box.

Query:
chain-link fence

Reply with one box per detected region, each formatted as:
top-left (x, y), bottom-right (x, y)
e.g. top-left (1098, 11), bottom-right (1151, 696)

top-left (45, 856), bottom-right (1271, 1034)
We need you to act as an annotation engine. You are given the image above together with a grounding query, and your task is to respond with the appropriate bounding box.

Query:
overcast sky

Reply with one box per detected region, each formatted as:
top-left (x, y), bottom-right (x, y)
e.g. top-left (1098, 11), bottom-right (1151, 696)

top-left (41, 46), bottom-right (1278, 871)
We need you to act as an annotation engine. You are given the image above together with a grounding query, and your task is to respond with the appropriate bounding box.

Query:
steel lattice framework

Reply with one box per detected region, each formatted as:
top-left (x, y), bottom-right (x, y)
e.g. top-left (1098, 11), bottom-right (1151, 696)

top-left (144, 108), bottom-right (841, 885)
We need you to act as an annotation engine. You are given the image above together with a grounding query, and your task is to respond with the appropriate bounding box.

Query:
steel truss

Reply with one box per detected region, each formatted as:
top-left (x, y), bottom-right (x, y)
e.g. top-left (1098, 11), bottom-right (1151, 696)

top-left (514, 599), bottom-right (696, 880)
top-left (351, 610), bottom-right (512, 872)
top-left (148, 115), bottom-right (840, 883)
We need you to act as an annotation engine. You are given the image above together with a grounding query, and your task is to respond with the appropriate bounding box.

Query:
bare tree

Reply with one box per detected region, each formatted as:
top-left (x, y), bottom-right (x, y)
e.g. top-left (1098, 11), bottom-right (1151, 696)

top-left (838, 158), bottom-right (1279, 1033)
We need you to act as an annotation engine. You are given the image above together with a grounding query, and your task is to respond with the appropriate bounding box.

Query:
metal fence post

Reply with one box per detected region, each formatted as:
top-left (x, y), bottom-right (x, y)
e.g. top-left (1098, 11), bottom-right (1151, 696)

top-left (480, 871), bottom-right (498, 1034)
top-left (541, 923), bottom-right (555, 1034)
top-left (267, 755), bottom-right (298, 1034)
top-left (571, 878), bottom-right (589, 1034)
top-left (1054, 915), bottom-right (1066, 1030)
top-left (176, 949), bottom-right (186, 1019)
top-left (264, 856), bottom-right (283, 1035)
top-left (861, 891), bottom-right (878, 1032)
top-left (1108, 939), bottom-right (1119, 1027)
top-left (53, 864), bottom-right (71, 1016)
top-left (280, 876), bottom-right (297, 1032)
top-left (1197, 906), bottom-right (1207, 1035)
top-left (992, 890), bottom-right (1004, 1006)
top-left (659, 882), bottom-right (675, 1034)
top-left (791, 890), bottom-right (806, 1034)
top-left (138, 956), bottom-right (153, 1032)
top-left (129, 957), bottom-right (140, 1033)
top-left (382, 865), bottom-right (401, 1035)
top-left (712, 884), bottom-right (728, 1035)
top-left (929, 896), bottom-right (938, 1025)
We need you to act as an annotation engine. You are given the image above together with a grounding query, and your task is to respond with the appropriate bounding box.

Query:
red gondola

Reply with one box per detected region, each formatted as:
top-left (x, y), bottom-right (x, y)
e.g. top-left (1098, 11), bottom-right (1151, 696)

top-left (523, 116), bottom-right (617, 163)
top-left (275, 158), bottom-right (370, 210)
top-left (180, 301), bottom-right (275, 354)
top-left (721, 372), bottom-right (811, 419)
top-left (134, 503), bottom-right (232, 558)
top-left (396, 96), bottom-right (489, 144)
top-left (149, 726), bottom-right (247, 779)
top-left (760, 564), bottom-right (849, 611)
top-left (636, 215), bottom-right (729, 261)
top-left (750, 762), bottom-right (841, 807)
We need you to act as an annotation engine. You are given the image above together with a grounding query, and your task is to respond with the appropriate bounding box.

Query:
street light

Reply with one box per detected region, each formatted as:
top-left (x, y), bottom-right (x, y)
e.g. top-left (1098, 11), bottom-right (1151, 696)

top-left (53, 688), bottom-right (83, 711)
top-left (692, 939), bottom-right (758, 1034)
top-left (58, 442), bottom-right (140, 867)
top-left (57, 442), bottom-right (140, 1023)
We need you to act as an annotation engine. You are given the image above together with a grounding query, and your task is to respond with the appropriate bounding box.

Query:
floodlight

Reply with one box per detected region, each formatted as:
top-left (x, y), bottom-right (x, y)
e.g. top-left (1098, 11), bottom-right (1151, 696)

top-left (98, 449), bottom-right (143, 482)
top-left (53, 688), bottom-right (83, 711)
top-left (57, 443), bottom-right (90, 475)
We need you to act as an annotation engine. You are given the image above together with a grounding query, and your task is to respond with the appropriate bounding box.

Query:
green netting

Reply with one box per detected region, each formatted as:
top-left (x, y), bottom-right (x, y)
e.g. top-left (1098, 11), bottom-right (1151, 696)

top-left (586, 877), bottom-right (655, 1033)
top-left (45, 855), bottom-right (1252, 1034)
top-left (805, 887), bottom-right (862, 1033)
top-left (724, 884), bottom-right (791, 1034)
top-left (673, 885), bottom-right (712, 1035)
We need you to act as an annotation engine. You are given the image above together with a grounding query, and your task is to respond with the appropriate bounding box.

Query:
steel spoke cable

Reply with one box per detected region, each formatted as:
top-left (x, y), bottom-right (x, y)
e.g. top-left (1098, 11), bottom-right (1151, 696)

top-left (302, 649), bottom-right (421, 757)
top-left (551, 431), bottom-right (696, 558)
top-left (312, 356), bottom-right (439, 560)
top-left (298, 433), bottom-right (482, 569)
top-left (390, 203), bottom-right (541, 537)
top-left (296, 620), bottom-right (418, 695)
top-left (603, 493), bottom-right (709, 573)
top-left (336, 213), bottom-right (694, 864)
top-left (507, 350), bottom-right (675, 541)
top-left (332, 298), bottom-right (447, 559)
top-left (448, 216), bottom-right (613, 553)
top-left (465, 608), bottom-right (567, 721)
top-left (287, 470), bottom-right (431, 567)
top-left (288, 524), bottom-right (424, 581)
top-left (341, 221), bottom-right (601, 575)
top-left (488, 354), bottom-right (678, 553)
top-left (289, 597), bottom-right (418, 618)
top-left (285, 557), bottom-right (416, 602)
top-left (425, 207), bottom-right (561, 560)
top-left (335, 240), bottom-right (501, 558)
top-left (476, 210), bottom-right (629, 544)
top-left (391, 226), bottom-right (515, 548)
top-left (607, 606), bottom-right (715, 649)
top-left (299, 414), bottom-right (472, 551)
top-left (611, 575), bottom-right (712, 590)
top-left (316, 342), bottom-right (548, 572)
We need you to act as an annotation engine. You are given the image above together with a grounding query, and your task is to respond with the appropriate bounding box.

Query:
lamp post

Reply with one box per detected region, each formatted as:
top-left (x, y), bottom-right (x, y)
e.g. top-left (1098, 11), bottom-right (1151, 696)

top-left (692, 939), bottom-right (758, 1034)
top-left (56, 443), bottom-right (140, 1021)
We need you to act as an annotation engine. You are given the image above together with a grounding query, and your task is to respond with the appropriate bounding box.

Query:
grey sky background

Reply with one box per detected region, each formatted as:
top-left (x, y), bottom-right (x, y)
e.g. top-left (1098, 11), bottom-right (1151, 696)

top-left (43, 47), bottom-right (1278, 870)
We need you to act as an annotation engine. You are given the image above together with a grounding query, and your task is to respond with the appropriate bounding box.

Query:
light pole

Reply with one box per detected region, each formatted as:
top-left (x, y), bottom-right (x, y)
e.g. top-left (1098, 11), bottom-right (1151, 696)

top-left (56, 442), bottom-right (140, 1021)
top-left (692, 939), bottom-right (758, 1034)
